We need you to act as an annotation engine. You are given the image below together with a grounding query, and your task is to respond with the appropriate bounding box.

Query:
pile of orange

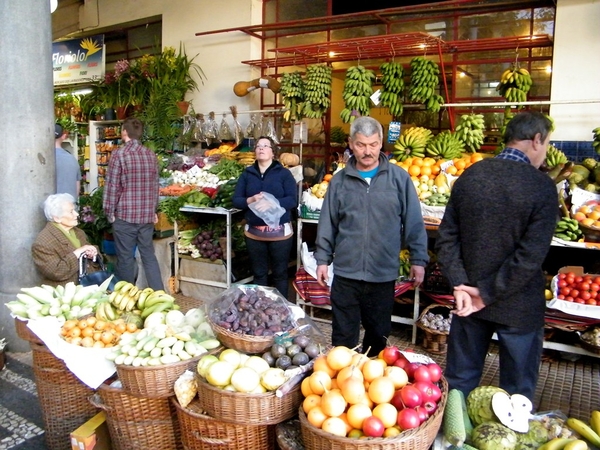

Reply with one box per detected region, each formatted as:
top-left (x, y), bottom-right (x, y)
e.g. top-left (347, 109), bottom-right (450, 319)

top-left (60, 316), bottom-right (138, 348)
top-left (393, 153), bottom-right (485, 178)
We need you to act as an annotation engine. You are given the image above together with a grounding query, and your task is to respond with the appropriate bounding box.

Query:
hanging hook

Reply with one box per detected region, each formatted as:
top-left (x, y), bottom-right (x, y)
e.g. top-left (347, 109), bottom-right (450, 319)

top-left (391, 44), bottom-right (396, 63)
top-left (513, 46), bottom-right (520, 68)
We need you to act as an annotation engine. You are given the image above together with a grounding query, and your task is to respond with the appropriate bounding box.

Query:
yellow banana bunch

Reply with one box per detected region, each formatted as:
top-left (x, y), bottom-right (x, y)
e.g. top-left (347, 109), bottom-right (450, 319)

top-left (426, 131), bottom-right (465, 160)
top-left (280, 71), bottom-right (305, 122)
top-left (302, 64), bottom-right (332, 119)
top-left (340, 65), bottom-right (376, 123)
top-left (565, 415), bottom-right (600, 448)
top-left (408, 56), bottom-right (444, 112)
top-left (454, 113), bottom-right (486, 152)
top-left (545, 144), bottom-right (569, 168)
top-left (496, 66), bottom-right (533, 105)
top-left (379, 61), bottom-right (405, 119)
top-left (392, 127), bottom-right (433, 161)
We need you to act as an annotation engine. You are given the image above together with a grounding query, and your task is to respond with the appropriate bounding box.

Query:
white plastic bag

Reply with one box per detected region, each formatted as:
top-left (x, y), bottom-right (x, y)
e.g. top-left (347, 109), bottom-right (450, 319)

top-left (249, 192), bottom-right (285, 228)
top-left (301, 242), bottom-right (333, 287)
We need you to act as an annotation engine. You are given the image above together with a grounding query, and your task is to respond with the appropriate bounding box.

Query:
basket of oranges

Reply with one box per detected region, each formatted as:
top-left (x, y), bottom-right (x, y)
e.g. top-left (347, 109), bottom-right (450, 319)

top-left (60, 316), bottom-right (137, 348)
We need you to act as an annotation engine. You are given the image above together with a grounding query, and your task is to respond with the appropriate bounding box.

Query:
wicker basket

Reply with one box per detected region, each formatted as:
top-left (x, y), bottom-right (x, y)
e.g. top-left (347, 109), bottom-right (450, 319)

top-left (116, 351), bottom-right (213, 398)
top-left (92, 382), bottom-right (183, 450)
top-left (173, 397), bottom-right (276, 450)
top-left (299, 377), bottom-right (448, 450)
top-left (416, 304), bottom-right (452, 355)
top-left (196, 374), bottom-right (303, 425)
top-left (14, 317), bottom-right (43, 345)
top-left (30, 343), bottom-right (98, 450)
top-left (209, 319), bottom-right (275, 354)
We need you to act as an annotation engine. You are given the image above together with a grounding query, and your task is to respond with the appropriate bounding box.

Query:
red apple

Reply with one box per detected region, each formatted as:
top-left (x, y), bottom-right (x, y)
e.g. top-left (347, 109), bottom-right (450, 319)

top-left (397, 408), bottom-right (421, 430)
top-left (362, 415), bottom-right (385, 437)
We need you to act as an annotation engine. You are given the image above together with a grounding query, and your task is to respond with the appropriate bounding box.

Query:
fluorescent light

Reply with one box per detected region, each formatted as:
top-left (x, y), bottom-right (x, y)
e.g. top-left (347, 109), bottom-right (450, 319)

top-left (50, 0), bottom-right (58, 13)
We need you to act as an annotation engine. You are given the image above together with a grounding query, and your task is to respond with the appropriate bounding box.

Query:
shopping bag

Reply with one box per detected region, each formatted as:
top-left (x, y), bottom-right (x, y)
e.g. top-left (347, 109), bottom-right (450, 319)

top-left (78, 253), bottom-right (118, 291)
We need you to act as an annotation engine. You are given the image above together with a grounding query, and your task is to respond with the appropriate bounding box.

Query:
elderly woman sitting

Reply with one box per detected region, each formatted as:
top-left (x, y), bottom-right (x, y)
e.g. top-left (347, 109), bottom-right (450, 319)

top-left (32, 193), bottom-right (99, 286)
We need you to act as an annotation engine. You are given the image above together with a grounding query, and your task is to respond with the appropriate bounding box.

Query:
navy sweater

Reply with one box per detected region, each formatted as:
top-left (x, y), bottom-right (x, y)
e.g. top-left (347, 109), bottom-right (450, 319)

top-left (232, 161), bottom-right (298, 227)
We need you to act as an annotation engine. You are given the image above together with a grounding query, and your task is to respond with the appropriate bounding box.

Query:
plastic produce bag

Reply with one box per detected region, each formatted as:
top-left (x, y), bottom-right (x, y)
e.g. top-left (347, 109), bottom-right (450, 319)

top-left (174, 370), bottom-right (197, 408)
top-left (261, 115), bottom-right (279, 144)
top-left (230, 105), bottom-right (244, 144)
top-left (249, 192), bottom-right (286, 228)
top-left (218, 114), bottom-right (234, 141)
top-left (246, 113), bottom-right (260, 139)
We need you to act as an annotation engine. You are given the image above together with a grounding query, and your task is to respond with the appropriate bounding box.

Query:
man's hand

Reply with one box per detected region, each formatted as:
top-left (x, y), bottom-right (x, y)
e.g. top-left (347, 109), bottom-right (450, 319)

top-left (410, 265), bottom-right (425, 288)
top-left (154, 213), bottom-right (158, 224)
top-left (453, 284), bottom-right (485, 316)
top-left (316, 264), bottom-right (329, 287)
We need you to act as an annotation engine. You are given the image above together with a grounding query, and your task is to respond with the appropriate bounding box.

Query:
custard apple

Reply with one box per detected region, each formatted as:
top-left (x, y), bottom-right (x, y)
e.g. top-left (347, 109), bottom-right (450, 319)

top-left (467, 385), bottom-right (508, 426)
top-left (515, 420), bottom-right (549, 450)
top-left (472, 421), bottom-right (518, 450)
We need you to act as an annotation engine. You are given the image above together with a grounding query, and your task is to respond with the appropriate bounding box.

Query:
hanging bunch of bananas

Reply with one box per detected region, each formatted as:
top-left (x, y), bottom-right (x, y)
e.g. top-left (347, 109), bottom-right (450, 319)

top-left (496, 65), bottom-right (533, 104)
top-left (340, 65), bottom-right (375, 123)
top-left (379, 61), bottom-right (405, 119)
top-left (545, 144), bottom-right (569, 168)
top-left (593, 127), bottom-right (600, 155)
top-left (302, 64), bottom-right (332, 119)
top-left (392, 127), bottom-right (433, 161)
top-left (426, 131), bottom-right (465, 160)
top-left (280, 71), bottom-right (305, 122)
top-left (408, 56), bottom-right (444, 112)
top-left (454, 114), bottom-right (486, 153)
top-left (496, 107), bottom-right (516, 153)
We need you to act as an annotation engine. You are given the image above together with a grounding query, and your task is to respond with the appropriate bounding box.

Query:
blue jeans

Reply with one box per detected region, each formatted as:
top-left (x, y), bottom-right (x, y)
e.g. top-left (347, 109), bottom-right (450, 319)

top-left (444, 314), bottom-right (544, 401)
top-left (330, 275), bottom-right (396, 357)
top-left (245, 235), bottom-right (293, 299)
top-left (112, 219), bottom-right (164, 291)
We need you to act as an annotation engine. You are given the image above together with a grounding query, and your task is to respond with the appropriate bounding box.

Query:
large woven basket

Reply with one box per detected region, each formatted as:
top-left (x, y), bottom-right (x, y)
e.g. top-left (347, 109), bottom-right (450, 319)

top-left (196, 374), bottom-right (303, 425)
top-left (30, 343), bottom-right (98, 450)
top-left (299, 377), bottom-right (448, 450)
top-left (173, 397), bottom-right (276, 450)
top-left (209, 319), bottom-right (275, 354)
top-left (115, 348), bottom-right (220, 398)
top-left (416, 304), bottom-right (453, 355)
top-left (14, 317), bottom-right (43, 345)
top-left (92, 382), bottom-right (183, 450)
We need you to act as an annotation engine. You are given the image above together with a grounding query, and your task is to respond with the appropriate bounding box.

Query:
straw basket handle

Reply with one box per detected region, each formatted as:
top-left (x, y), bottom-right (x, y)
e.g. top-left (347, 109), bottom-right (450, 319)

top-left (89, 393), bottom-right (112, 411)
top-left (191, 430), bottom-right (231, 444)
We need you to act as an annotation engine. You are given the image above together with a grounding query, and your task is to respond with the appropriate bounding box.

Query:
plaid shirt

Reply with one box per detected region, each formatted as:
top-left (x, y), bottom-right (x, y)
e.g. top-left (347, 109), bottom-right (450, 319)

top-left (495, 147), bottom-right (531, 164)
top-left (103, 139), bottom-right (159, 224)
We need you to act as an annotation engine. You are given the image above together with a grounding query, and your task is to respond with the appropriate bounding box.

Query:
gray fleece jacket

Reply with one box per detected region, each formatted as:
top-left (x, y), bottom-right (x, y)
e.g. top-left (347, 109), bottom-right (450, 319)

top-left (314, 154), bottom-right (429, 282)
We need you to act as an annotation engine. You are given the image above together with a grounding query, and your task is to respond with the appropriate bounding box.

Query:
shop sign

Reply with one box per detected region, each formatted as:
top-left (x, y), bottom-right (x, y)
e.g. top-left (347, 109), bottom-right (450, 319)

top-left (52, 35), bottom-right (105, 86)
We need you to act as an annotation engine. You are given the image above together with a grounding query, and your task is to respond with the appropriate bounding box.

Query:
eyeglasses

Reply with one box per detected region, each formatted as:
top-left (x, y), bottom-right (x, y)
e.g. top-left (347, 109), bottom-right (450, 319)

top-left (256, 144), bottom-right (272, 149)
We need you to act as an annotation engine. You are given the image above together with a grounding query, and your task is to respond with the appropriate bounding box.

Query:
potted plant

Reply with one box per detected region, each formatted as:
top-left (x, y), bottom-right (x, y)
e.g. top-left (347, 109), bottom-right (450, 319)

top-left (78, 188), bottom-right (111, 248)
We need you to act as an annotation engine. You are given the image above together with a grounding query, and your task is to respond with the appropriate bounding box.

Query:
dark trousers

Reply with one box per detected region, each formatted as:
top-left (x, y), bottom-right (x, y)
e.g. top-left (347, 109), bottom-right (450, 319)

top-left (112, 219), bottom-right (164, 291)
top-left (245, 235), bottom-right (293, 299)
top-left (329, 275), bottom-right (396, 357)
top-left (444, 313), bottom-right (544, 402)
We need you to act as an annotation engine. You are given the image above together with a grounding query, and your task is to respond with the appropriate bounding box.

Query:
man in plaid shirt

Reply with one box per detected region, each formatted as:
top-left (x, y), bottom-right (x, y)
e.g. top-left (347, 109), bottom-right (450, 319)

top-left (103, 117), bottom-right (164, 290)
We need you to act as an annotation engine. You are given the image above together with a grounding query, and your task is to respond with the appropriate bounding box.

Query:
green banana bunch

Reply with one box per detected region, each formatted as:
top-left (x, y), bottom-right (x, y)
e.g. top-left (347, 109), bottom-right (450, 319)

top-left (454, 113), bottom-right (486, 152)
top-left (592, 127), bottom-right (600, 155)
top-left (554, 217), bottom-right (582, 242)
top-left (379, 61), bottom-right (405, 119)
top-left (340, 65), bottom-right (376, 123)
top-left (408, 56), bottom-right (444, 112)
top-left (398, 249), bottom-right (411, 279)
top-left (280, 71), bottom-right (305, 122)
top-left (545, 144), bottom-right (569, 168)
top-left (422, 192), bottom-right (451, 207)
top-left (496, 66), bottom-right (533, 105)
top-left (302, 64), bottom-right (332, 119)
top-left (426, 131), bottom-right (465, 160)
top-left (496, 107), bottom-right (516, 153)
top-left (393, 127), bottom-right (433, 161)
top-left (95, 300), bottom-right (119, 322)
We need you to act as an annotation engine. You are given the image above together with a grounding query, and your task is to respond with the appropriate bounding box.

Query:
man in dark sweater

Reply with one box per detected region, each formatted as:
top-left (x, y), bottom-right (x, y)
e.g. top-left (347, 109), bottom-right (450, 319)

top-left (435, 111), bottom-right (558, 401)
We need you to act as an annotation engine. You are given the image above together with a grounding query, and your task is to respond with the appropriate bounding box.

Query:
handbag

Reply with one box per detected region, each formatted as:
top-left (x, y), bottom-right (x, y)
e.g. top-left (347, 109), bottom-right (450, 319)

top-left (78, 253), bottom-right (118, 291)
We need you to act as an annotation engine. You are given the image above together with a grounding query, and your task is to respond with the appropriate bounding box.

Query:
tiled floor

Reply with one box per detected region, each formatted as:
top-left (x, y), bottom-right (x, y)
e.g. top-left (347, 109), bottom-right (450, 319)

top-left (1, 296), bottom-right (599, 449)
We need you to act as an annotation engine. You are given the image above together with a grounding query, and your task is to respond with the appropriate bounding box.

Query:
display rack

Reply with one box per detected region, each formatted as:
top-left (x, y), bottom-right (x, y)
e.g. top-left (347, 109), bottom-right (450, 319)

top-left (88, 120), bottom-right (121, 192)
top-left (173, 207), bottom-right (253, 291)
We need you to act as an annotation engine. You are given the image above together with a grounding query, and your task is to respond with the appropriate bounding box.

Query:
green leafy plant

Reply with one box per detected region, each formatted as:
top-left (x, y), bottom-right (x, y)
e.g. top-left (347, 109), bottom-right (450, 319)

top-left (78, 188), bottom-right (111, 247)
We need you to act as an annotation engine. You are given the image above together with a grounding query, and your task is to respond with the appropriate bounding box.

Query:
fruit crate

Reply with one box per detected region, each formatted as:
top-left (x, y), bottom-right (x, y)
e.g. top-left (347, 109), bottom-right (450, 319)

top-left (300, 204), bottom-right (320, 220)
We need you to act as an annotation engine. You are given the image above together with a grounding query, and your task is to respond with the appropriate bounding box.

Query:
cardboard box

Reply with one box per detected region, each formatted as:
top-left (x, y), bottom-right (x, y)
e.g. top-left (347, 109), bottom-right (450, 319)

top-left (155, 212), bottom-right (174, 232)
top-left (548, 266), bottom-right (600, 320)
top-left (70, 412), bottom-right (112, 450)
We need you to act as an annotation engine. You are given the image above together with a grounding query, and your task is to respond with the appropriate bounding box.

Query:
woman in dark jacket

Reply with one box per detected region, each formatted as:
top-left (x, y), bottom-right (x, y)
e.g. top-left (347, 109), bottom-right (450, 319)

top-left (32, 193), bottom-right (99, 286)
top-left (232, 136), bottom-right (298, 299)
